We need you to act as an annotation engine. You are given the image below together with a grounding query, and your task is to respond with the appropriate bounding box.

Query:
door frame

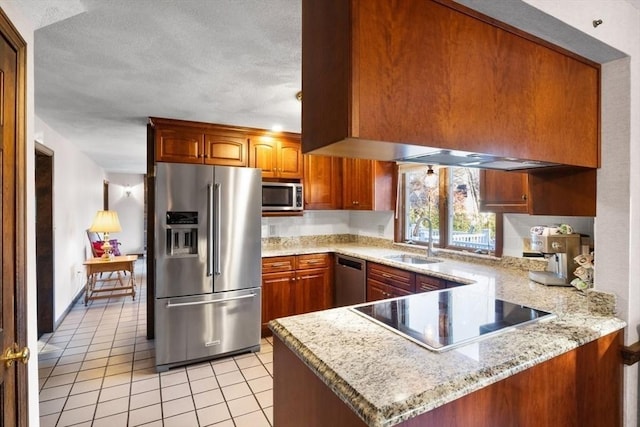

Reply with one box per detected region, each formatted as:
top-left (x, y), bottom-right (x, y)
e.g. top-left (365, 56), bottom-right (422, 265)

top-left (0, 6), bottom-right (28, 426)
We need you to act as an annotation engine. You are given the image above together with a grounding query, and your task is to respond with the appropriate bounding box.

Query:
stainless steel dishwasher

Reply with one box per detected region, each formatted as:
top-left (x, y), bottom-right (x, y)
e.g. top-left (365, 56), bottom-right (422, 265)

top-left (334, 254), bottom-right (366, 307)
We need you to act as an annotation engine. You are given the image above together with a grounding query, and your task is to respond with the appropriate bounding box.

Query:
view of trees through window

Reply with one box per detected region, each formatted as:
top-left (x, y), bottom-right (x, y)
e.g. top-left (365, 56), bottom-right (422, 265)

top-left (403, 166), bottom-right (496, 252)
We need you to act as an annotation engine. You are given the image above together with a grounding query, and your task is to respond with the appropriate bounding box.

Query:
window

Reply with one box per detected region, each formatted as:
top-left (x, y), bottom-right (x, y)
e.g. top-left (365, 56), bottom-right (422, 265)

top-left (398, 165), bottom-right (498, 254)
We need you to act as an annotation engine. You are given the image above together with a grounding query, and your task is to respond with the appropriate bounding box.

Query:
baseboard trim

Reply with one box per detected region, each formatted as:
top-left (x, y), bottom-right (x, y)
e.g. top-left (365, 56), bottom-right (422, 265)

top-left (53, 285), bottom-right (86, 331)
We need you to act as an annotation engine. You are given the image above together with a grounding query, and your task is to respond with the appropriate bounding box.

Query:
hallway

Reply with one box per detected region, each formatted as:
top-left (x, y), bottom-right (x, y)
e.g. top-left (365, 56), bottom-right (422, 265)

top-left (37, 261), bottom-right (274, 426)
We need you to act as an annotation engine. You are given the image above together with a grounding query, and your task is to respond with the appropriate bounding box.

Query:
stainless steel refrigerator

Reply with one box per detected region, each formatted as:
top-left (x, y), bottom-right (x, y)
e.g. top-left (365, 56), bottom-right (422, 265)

top-left (154, 163), bottom-right (262, 372)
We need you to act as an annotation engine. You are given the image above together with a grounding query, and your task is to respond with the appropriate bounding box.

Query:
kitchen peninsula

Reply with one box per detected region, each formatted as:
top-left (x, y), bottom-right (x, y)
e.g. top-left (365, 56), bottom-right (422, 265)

top-left (268, 245), bottom-right (625, 427)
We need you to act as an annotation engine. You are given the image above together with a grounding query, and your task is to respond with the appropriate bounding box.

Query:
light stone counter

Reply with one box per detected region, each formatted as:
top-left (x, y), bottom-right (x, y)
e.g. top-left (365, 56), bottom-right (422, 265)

top-left (265, 242), bottom-right (626, 427)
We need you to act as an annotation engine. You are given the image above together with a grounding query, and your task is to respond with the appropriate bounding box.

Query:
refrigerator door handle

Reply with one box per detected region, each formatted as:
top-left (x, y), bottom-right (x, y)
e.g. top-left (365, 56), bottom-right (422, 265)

top-left (207, 183), bottom-right (214, 277)
top-left (165, 292), bottom-right (257, 308)
top-left (214, 182), bottom-right (222, 275)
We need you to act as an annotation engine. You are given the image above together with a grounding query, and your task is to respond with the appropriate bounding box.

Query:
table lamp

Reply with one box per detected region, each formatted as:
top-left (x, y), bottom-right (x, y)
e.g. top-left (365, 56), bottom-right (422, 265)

top-left (89, 210), bottom-right (122, 259)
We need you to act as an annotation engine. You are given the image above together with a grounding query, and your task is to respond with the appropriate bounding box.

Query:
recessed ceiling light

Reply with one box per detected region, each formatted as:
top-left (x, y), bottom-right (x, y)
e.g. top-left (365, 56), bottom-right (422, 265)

top-left (271, 124), bottom-right (283, 132)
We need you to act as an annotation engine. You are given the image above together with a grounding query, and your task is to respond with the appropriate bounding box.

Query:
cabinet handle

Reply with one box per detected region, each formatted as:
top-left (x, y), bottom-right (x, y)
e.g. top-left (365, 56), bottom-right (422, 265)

top-left (266, 278), bottom-right (291, 284)
top-left (269, 262), bottom-right (287, 267)
top-left (522, 194), bottom-right (527, 201)
top-left (381, 273), bottom-right (392, 278)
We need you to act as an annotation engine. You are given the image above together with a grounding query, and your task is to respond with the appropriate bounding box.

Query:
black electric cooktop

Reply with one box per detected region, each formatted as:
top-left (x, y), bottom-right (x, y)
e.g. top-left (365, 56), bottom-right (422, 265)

top-left (351, 288), bottom-right (555, 352)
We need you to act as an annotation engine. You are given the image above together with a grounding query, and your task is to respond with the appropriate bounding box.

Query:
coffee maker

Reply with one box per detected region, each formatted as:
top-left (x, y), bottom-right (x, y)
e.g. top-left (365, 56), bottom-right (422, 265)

top-left (528, 233), bottom-right (582, 286)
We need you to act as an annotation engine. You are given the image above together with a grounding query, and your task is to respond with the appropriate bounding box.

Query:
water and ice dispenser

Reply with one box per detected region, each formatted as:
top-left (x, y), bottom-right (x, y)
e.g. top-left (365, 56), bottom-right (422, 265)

top-left (165, 211), bottom-right (198, 256)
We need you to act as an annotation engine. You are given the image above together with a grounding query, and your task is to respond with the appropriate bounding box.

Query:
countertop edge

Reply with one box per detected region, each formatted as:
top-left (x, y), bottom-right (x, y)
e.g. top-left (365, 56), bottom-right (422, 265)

top-left (270, 315), bottom-right (626, 427)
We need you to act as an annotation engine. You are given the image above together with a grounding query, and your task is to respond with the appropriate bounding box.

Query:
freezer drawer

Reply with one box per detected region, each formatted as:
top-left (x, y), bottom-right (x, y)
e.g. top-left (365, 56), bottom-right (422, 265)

top-left (155, 288), bottom-right (261, 371)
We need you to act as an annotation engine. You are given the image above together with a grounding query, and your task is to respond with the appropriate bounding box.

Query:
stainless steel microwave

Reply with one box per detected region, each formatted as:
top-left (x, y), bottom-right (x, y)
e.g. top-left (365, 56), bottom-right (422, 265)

top-left (262, 182), bottom-right (303, 211)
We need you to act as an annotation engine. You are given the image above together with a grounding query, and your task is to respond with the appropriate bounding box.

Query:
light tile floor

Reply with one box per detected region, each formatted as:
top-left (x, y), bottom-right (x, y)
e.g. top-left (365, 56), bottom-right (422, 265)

top-left (38, 261), bottom-right (274, 427)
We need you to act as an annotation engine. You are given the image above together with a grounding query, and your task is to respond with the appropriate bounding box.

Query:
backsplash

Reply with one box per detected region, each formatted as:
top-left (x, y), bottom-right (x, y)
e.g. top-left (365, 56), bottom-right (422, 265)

top-left (262, 210), bottom-right (594, 259)
top-left (261, 210), bottom-right (394, 239)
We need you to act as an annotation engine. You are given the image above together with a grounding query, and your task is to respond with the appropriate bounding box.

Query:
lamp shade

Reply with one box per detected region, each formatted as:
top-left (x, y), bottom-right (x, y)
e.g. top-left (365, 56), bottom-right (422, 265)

top-left (89, 210), bottom-right (122, 233)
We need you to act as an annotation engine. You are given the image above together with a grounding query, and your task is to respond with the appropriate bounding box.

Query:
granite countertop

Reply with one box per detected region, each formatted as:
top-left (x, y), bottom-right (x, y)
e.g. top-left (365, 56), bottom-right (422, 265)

top-left (266, 243), bottom-right (626, 427)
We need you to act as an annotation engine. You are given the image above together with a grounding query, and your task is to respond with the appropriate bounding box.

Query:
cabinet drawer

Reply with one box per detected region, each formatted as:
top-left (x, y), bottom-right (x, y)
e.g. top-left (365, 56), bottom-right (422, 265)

top-left (367, 263), bottom-right (415, 292)
top-left (367, 279), bottom-right (412, 302)
top-left (296, 253), bottom-right (330, 270)
top-left (262, 256), bottom-right (295, 273)
top-left (415, 274), bottom-right (447, 293)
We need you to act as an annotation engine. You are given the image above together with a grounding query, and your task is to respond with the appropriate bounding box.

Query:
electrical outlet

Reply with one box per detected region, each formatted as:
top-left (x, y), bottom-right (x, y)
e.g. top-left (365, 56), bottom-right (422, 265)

top-left (378, 225), bottom-right (385, 236)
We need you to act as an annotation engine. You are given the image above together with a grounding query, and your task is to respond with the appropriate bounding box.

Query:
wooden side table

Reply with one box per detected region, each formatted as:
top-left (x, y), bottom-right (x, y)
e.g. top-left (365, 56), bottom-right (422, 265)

top-left (83, 255), bottom-right (138, 305)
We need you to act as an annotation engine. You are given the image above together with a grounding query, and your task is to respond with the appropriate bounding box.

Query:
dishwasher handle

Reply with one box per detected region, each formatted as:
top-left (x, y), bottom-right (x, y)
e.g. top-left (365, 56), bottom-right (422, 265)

top-left (337, 256), bottom-right (364, 270)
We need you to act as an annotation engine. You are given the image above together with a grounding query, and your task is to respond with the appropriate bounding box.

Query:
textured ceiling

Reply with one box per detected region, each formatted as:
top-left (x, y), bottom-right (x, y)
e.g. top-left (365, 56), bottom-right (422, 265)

top-left (32, 0), bottom-right (301, 173)
top-left (23, 0), bottom-right (635, 174)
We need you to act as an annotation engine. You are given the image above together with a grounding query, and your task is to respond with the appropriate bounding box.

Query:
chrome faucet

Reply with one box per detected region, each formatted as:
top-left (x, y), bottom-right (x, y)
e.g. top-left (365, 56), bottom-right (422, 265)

top-left (412, 217), bottom-right (436, 258)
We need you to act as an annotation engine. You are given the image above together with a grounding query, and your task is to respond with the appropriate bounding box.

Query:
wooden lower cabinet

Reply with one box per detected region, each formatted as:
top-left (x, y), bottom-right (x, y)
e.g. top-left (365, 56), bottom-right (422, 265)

top-left (415, 273), bottom-right (447, 293)
top-left (273, 330), bottom-right (622, 427)
top-left (367, 279), bottom-right (412, 300)
top-left (367, 262), bottom-right (463, 300)
top-left (262, 254), bottom-right (333, 335)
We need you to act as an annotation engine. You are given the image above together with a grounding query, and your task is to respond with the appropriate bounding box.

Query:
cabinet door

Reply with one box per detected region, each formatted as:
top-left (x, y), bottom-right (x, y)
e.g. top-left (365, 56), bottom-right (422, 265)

top-left (278, 138), bottom-right (303, 179)
top-left (479, 170), bottom-right (529, 213)
top-left (249, 138), bottom-right (278, 178)
top-left (343, 158), bottom-right (373, 210)
top-left (303, 155), bottom-right (342, 210)
top-left (261, 271), bottom-right (296, 334)
top-left (204, 132), bottom-right (248, 166)
top-left (156, 128), bottom-right (204, 164)
top-left (295, 267), bottom-right (332, 314)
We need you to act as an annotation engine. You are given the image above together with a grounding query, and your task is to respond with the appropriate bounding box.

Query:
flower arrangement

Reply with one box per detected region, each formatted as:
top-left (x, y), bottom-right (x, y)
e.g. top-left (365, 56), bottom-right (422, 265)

top-left (570, 252), bottom-right (594, 291)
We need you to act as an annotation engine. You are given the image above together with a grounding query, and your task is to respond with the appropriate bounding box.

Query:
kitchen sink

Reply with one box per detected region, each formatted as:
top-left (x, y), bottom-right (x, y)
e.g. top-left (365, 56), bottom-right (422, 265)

top-left (384, 254), bottom-right (442, 265)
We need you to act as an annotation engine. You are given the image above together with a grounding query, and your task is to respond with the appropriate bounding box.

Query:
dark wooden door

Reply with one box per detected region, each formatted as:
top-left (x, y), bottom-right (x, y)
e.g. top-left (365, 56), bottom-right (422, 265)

top-left (0, 8), bottom-right (29, 426)
top-left (35, 145), bottom-right (54, 337)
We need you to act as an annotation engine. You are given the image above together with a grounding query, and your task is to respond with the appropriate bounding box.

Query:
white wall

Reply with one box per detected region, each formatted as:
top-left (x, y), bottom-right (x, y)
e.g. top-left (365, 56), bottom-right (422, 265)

top-left (35, 116), bottom-right (106, 320)
top-left (107, 173), bottom-right (146, 254)
top-left (349, 210), bottom-right (394, 239)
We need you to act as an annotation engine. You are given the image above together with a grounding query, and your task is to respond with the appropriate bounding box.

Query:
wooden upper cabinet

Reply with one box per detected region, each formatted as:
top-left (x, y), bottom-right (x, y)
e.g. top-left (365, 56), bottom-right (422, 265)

top-left (480, 170), bottom-right (529, 213)
top-left (151, 117), bottom-right (249, 166)
top-left (342, 159), bottom-right (394, 211)
top-left (249, 136), bottom-right (303, 179)
top-left (156, 127), bottom-right (204, 164)
top-left (250, 138), bottom-right (278, 178)
top-left (203, 132), bottom-right (248, 166)
top-left (304, 155), bottom-right (342, 210)
top-left (480, 168), bottom-right (596, 216)
top-left (301, 0), bottom-right (600, 168)
top-left (278, 138), bottom-right (304, 179)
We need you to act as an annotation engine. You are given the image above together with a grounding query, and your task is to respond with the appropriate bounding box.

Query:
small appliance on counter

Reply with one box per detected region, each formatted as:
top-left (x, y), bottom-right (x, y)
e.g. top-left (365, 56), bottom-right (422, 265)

top-left (528, 225), bottom-right (581, 286)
